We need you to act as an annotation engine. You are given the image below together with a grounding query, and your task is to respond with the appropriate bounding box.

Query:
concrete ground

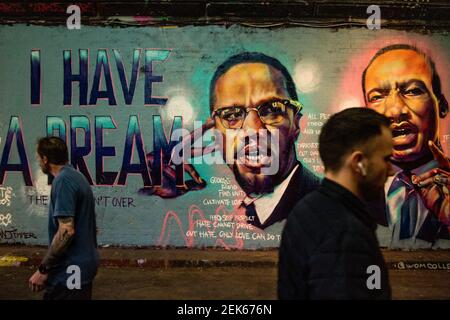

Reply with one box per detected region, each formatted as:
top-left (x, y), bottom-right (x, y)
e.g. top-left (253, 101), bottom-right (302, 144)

top-left (0, 245), bottom-right (449, 300)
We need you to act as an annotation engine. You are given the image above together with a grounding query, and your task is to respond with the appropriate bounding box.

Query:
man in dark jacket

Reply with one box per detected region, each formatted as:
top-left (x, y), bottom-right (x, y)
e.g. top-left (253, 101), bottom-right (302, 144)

top-left (278, 107), bottom-right (393, 299)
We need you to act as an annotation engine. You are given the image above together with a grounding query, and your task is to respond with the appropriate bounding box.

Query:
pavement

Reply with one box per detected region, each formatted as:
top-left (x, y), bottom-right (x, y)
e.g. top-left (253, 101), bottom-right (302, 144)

top-left (0, 244), bottom-right (449, 300)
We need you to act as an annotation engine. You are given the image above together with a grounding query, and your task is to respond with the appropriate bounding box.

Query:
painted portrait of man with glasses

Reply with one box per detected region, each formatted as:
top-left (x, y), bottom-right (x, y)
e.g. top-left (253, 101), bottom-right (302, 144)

top-left (209, 52), bottom-right (320, 229)
top-left (140, 52), bottom-right (319, 230)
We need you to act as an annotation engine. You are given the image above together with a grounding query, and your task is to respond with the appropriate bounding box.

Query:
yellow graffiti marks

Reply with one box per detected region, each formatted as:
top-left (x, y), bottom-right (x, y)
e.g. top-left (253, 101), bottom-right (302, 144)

top-left (0, 255), bottom-right (28, 267)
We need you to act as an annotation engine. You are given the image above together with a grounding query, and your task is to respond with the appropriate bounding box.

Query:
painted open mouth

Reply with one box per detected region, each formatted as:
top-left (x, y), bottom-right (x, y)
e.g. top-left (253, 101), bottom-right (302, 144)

top-left (392, 127), bottom-right (414, 137)
top-left (391, 123), bottom-right (418, 151)
top-left (245, 150), bottom-right (266, 162)
top-left (236, 144), bottom-right (272, 169)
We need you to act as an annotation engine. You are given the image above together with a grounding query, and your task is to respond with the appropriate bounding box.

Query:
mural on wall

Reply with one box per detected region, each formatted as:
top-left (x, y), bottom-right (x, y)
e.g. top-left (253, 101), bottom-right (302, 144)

top-left (0, 25), bottom-right (448, 249)
top-left (363, 45), bottom-right (450, 249)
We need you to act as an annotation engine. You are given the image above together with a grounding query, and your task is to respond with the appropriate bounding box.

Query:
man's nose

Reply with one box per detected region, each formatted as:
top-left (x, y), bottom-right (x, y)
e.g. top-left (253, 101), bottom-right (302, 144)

top-left (384, 90), bottom-right (409, 122)
top-left (242, 109), bottom-right (265, 130)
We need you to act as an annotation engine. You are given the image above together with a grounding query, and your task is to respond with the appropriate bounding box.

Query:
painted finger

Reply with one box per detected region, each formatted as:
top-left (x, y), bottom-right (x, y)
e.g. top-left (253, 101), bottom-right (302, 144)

top-left (138, 187), bottom-right (156, 196)
top-left (413, 169), bottom-right (439, 183)
top-left (191, 143), bottom-right (220, 158)
top-left (188, 117), bottom-right (215, 142)
top-left (415, 176), bottom-right (435, 188)
top-left (186, 118), bottom-right (216, 158)
top-left (185, 179), bottom-right (206, 190)
top-left (183, 163), bottom-right (204, 185)
top-left (434, 174), bottom-right (449, 186)
top-left (162, 164), bottom-right (176, 180)
top-left (429, 140), bottom-right (450, 170)
top-left (413, 168), bottom-right (450, 184)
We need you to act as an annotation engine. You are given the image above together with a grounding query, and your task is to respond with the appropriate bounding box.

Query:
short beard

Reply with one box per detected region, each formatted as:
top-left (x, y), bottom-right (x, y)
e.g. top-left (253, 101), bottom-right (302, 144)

top-left (41, 163), bottom-right (51, 175)
top-left (359, 180), bottom-right (383, 202)
top-left (232, 164), bottom-right (276, 196)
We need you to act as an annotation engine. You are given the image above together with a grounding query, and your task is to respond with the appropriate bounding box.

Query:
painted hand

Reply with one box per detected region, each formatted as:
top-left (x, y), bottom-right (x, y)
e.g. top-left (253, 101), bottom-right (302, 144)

top-left (138, 119), bottom-right (214, 198)
top-left (139, 153), bottom-right (207, 198)
top-left (29, 270), bottom-right (48, 292)
top-left (412, 141), bottom-right (450, 226)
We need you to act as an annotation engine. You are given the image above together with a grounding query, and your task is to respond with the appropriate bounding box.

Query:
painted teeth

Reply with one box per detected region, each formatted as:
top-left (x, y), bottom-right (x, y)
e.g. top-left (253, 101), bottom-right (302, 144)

top-left (394, 128), bottom-right (409, 137)
top-left (246, 154), bottom-right (264, 161)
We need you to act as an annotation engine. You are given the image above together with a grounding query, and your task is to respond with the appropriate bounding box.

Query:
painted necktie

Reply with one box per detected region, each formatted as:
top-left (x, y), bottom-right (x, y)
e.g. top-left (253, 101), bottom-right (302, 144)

top-left (388, 171), bottom-right (418, 240)
top-left (241, 201), bottom-right (262, 228)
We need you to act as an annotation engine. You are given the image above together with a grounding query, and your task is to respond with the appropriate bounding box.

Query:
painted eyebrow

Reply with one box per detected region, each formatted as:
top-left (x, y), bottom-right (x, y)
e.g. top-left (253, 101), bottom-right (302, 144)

top-left (215, 96), bottom-right (284, 109)
top-left (400, 79), bottom-right (429, 91)
top-left (366, 87), bottom-right (390, 98)
top-left (252, 96), bottom-right (285, 107)
top-left (366, 79), bottom-right (429, 97)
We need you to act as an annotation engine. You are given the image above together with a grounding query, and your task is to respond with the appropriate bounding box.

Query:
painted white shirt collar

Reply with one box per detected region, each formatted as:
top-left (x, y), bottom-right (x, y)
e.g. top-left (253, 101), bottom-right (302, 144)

top-left (242, 164), bottom-right (299, 225)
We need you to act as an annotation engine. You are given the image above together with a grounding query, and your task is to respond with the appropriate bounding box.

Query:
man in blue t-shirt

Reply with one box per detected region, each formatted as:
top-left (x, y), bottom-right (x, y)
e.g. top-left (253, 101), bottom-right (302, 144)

top-left (29, 137), bottom-right (99, 300)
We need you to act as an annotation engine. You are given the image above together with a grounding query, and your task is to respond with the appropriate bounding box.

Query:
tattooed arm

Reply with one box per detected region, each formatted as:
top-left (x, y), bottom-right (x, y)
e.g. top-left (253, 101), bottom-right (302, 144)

top-left (29, 217), bottom-right (75, 292)
top-left (41, 217), bottom-right (75, 269)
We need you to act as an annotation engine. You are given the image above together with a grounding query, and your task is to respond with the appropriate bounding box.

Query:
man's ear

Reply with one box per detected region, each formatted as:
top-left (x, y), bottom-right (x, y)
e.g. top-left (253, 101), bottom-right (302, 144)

top-left (293, 112), bottom-right (302, 137)
top-left (438, 94), bottom-right (449, 118)
top-left (349, 151), bottom-right (365, 174)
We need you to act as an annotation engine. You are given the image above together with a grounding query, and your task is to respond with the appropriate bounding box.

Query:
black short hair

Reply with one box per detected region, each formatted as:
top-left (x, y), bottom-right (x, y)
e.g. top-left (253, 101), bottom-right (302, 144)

top-left (37, 136), bottom-right (69, 165)
top-left (362, 44), bottom-right (443, 101)
top-left (209, 52), bottom-right (298, 112)
top-left (319, 108), bottom-right (390, 172)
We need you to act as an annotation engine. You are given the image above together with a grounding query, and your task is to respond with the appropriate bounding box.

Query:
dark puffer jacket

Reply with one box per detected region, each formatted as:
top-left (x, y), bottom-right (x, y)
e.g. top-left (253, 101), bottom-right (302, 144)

top-left (278, 178), bottom-right (391, 300)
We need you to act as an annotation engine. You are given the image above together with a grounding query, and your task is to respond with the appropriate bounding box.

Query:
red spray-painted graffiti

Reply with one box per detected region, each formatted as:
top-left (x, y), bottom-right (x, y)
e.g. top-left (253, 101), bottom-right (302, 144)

top-left (158, 204), bottom-right (264, 249)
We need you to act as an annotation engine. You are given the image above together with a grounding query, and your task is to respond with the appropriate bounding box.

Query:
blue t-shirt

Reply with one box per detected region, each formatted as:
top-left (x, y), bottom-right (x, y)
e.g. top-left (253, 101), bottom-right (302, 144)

top-left (47, 165), bottom-right (99, 286)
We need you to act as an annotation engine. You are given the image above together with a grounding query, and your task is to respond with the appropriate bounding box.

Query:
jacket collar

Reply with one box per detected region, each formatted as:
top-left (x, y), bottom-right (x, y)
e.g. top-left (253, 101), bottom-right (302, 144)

top-left (320, 178), bottom-right (377, 231)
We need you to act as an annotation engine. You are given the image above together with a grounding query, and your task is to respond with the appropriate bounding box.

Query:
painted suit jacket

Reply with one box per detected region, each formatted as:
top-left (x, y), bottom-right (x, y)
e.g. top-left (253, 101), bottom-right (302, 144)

top-left (248, 162), bottom-right (320, 230)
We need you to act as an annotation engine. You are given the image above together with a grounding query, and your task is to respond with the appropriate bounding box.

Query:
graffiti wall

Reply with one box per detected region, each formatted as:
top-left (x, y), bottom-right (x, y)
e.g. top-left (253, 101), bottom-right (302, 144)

top-left (0, 25), bottom-right (449, 249)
